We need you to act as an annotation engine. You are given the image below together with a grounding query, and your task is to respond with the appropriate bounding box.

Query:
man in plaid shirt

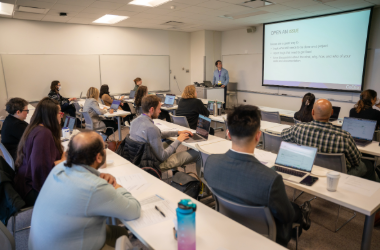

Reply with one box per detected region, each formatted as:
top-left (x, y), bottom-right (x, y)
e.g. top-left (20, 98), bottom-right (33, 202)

top-left (281, 99), bottom-right (376, 180)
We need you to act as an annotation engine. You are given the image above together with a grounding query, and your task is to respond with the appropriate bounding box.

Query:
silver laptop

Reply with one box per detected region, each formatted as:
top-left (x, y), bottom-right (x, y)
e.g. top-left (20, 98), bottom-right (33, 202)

top-left (127, 90), bottom-right (136, 100)
top-left (79, 92), bottom-right (83, 99)
top-left (185, 115), bottom-right (211, 143)
top-left (161, 94), bottom-right (176, 108)
top-left (342, 117), bottom-right (377, 147)
top-left (63, 116), bottom-right (76, 131)
top-left (156, 94), bottom-right (165, 102)
top-left (273, 142), bottom-right (318, 183)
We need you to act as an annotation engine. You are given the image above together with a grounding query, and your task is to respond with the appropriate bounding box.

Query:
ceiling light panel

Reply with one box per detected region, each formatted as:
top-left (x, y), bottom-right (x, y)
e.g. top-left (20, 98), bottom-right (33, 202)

top-left (129, 0), bottom-right (172, 7)
top-left (0, 2), bottom-right (14, 15)
top-left (93, 14), bottom-right (128, 24)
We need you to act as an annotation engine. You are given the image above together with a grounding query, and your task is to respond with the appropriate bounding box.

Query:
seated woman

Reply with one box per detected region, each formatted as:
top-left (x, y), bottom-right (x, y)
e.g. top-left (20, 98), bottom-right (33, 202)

top-left (294, 93), bottom-right (315, 123)
top-left (83, 87), bottom-right (118, 137)
top-left (14, 98), bottom-right (66, 207)
top-left (48, 80), bottom-right (81, 127)
top-left (99, 84), bottom-right (133, 124)
top-left (350, 89), bottom-right (380, 129)
top-left (134, 85), bottom-right (148, 116)
top-left (1, 98), bottom-right (29, 161)
top-left (176, 85), bottom-right (215, 135)
top-left (133, 77), bottom-right (142, 92)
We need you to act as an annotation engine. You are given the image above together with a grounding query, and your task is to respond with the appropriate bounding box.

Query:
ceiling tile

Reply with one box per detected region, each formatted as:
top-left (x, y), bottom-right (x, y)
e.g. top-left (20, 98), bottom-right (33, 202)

top-left (98, 0), bottom-right (132, 4)
top-left (88, 1), bottom-right (125, 9)
top-left (112, 19), bottom-right (144, 26)
top-left (51, 3), bottom-right (88, 12)
top-left (13, 11), bottom-right (45, 20)
top-left (110, 10), bottom-right (139, 16)
top-left (282, 0), bottom-right (319, 8)
top-left (67, 17), bottom-right (94, 24)
top-left (46, 10), bottom-right (78, 17)
top-left (156, 1), bottom-right (191, 10)
top-left (81, 7), bottom-right (113, 14)
top-left (255, 4), bottom-right (294, 13)
top-left (180, 6), bottom-right (212, 14)
top-left (323, 0), bottom-right (365, 8)
top-left (365, 0), bottom-right (380, 4)
top-left (32, 0), bottom-right (57, 3)
top-left (134, 12), bottom-right (160, 19)
top-left (296, 4), bottom-right (339, 12)
top-left (172, 0), bottom-right (209, 5)
top-left (55, 0), bottom-right (95, 7)
top-left (275, 9), bottom-right (308, 16)
top-left (124, 16), bottom-right (150, 23)
top-left (141, 18), bottom-right (166, 24)
top-left (74, 12), bottom-right (105, 19)
top-left (0, 0), bottom-right (17, 4)
top-left (205, 9), bottom-right (231, 16)
top-left (116, 4), bottom-right (147, 12)
top-left (16, 0), bottom-right (55, 8)
top-left (196, 0), bottom-right (232, 9)
top-left (339, 1), bottom-right (374, 9)
top-left (42, 15), bottom-right (71, 22)
top-left (164, 10), bottom-right (194, 17)
top-left (217, 4), bottom-right (254, 14)
top-left (142, 8), bottom-right (174, 15)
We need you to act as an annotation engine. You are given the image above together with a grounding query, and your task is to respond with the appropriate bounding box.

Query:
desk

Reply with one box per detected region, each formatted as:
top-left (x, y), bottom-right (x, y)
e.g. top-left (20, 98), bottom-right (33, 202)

top-left (264, 124), bottom-right (291, 135)
top-left (257, 106), bottom-right (296, 118)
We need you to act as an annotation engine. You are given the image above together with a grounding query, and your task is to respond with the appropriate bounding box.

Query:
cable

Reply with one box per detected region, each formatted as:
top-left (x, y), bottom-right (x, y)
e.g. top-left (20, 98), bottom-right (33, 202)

top-left (174, 75), bottom-right (181, 93)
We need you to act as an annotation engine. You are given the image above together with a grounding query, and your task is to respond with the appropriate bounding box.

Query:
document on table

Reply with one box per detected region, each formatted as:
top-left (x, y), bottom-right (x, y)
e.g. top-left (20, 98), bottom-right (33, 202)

top-left (254, 150), bottom-right (277, 165)
top-left (129, 195), bottom-right (176, 229)
top-left (154, 122), bottom-right (178, 132)
top-left (340, 175), bottom-right (380, 197)
top-left (116, 173), bottom-right (151, 195)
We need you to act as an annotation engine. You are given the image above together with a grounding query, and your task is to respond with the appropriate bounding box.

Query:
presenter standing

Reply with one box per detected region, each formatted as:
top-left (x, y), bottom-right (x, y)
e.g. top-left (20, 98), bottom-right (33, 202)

top-left (213, 60), bottom-right (229, 109)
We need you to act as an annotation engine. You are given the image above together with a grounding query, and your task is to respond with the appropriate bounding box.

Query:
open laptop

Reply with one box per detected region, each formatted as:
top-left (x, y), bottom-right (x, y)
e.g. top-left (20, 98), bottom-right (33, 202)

top-left (110, 100), bottom-right (121, 111)
top-left (342, 117), bottom-right (376, 147)
top-left (185, 115), bottom-right (211, 143)
top-left (126, 90), bottom-right (136, 100)
top-left (63, 116), bottom-right (76, 131)
top-left (272, 142), bottom-right (318, 183)
top-left (329, 106), bottom-right (341, 122)
top-left (161, 94), bottom-right (176, 108)
top-left (203, 81), bottom-right (213, 88)
top-left (79, 92), bottom-right (83, 99)
top-left (156, 94), bottom-right (165, 102)
top-left (207, 101), bottom-right (222, 115)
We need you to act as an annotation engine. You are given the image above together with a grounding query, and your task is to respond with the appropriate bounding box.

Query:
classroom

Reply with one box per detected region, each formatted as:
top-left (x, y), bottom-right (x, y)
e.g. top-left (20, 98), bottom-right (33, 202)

top-left (0, 0), bottom-right (380, 250)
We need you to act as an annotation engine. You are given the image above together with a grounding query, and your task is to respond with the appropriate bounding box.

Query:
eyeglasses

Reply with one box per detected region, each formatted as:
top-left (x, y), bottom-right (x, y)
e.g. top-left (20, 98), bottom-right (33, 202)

top-left (22, 109), bottom-right (29, 114)
top-left (59, 112), bottom-right (64, 117)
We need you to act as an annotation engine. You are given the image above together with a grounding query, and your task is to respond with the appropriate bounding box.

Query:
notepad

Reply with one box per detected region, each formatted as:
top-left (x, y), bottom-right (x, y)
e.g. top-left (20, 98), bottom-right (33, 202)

top-left (340, 175), bottom-right (380, 197)
top-left (116, 173), bottom-right (151, 195)
top-left (155, 122), bottom-right (177, 132)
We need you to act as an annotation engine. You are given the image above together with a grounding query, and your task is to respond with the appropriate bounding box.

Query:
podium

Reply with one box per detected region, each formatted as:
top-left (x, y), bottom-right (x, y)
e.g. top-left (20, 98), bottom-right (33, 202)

top-left (195, 87), bottom-right (224, 102)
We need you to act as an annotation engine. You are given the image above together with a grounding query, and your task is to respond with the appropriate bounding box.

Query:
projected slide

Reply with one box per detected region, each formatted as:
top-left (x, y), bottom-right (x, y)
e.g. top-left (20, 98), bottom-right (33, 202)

top-left (263, 8), bottom-right (371, 92)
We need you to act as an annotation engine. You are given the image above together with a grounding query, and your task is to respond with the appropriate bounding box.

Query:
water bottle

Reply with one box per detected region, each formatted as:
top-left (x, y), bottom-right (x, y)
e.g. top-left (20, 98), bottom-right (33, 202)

top-left (213, 101), bottom-right (218, 116)
top-left (176, 199), bottom-right (197, 250)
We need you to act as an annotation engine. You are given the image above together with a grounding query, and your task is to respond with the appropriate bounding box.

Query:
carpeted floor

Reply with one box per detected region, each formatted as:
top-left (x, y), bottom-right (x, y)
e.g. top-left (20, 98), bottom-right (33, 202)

top-left (4, 116), bottom-right (380, 250)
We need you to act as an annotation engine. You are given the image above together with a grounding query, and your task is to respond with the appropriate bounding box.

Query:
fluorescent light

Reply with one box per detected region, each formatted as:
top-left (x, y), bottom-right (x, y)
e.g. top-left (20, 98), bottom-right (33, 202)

top-left (0, 2), bottom-right (14, 16)
top-left (128, 0), bottom-right (172, 7)
top-left (93, 14), bottom-right (128, 24)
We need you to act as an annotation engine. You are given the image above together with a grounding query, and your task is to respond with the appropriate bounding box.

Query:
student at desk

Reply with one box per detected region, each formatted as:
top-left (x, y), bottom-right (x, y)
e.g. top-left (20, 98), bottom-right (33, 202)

top-left (176, 85), bottom-right (215, 135)
top-left (1, 98), bottom-right (29, 161)
top-left (294, 93), bottom-right (315, 123)
top-left (83, 87), bottom-right (118, 137)
top-left (14, 98), bottom-right (66, 207)
top-left (28, 131), bottom-right (141, 250)
top-left (99, 84), bottom-right (132, 124)
top-left (204, 105), bottom-right (311, 246)
top-left (134, 85), bottom-right (148, 116)
top-left (350, 89), bottom-right (380, 129)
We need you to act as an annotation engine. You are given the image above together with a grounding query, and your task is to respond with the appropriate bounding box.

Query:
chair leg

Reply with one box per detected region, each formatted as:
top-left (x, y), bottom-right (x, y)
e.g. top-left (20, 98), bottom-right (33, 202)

top-left (293, 190), bottom-right (304, 202)
top-left (334, 205), bottom-right (356, 232)
top-left (296, 226), bottom-right (299, 250)
top-left (12, 216), bottom-right (16, 236)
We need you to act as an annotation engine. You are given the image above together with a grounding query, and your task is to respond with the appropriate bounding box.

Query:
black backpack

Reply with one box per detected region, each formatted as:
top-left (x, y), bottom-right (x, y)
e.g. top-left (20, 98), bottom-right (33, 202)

top-left (170, 172), bottom-right (201, 199)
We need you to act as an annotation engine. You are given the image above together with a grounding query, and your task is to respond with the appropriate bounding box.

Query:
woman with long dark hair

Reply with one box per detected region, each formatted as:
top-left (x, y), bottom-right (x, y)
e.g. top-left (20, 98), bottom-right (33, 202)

top-left (350, 89), bottom-right (380, 128)
top-left (294, 93), bottom-right (315, 123)
top-left (134, 85), bottom-right (148, 116)
top-left (14, 98), bottom-right (66, 206)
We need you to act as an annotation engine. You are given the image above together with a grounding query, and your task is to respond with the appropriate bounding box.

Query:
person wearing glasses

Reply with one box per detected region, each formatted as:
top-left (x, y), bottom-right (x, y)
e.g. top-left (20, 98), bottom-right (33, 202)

top-left (14, 98), bottom-right (66, 207)
top-left (1, 98), bottom-right (29, 161)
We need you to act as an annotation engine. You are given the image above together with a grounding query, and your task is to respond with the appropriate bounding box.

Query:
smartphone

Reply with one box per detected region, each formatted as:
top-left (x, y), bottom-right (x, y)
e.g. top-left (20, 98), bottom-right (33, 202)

top-left (300, 176), bottom-right (319, 186)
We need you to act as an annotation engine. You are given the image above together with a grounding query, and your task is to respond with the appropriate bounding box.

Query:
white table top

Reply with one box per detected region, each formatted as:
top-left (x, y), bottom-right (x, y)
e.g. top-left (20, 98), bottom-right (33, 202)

top-left (77, 100), bottom-right (130, 117)
top-left (257, 106), bottom-right (296, 118)
top-left (264, 124), bottom-right (291, 135)
top-left (260, 121), bottom-right (284, 131)
top-left (209, 114), bottom-right (226, 123)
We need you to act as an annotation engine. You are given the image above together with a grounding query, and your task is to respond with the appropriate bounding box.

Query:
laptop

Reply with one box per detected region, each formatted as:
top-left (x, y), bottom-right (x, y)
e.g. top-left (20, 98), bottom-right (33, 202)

top-left (329, 106), bottom-right (341, 121)
top-left (161, 94), bottom-right (176, 108)
top-left (127, 90), bottom-right (136, 100)
top-left (79, 92), bottom-right (83, 99)
top-left (273, 142), bottom-right (318, 183)
top-left (204, 81), bottom-right (213, 88)
top-left (63, 116), bottom-right (76, 131)
top-left (185, 115), bottom-right (211, 143)
top-left (342, 117), bottom-right (376, 147)
top-left (207, 101), bottom-right (222, 115)
top-left (110, 100), bottom-right (121, 111)
top-left (156, 94), bottom-right (165, 102)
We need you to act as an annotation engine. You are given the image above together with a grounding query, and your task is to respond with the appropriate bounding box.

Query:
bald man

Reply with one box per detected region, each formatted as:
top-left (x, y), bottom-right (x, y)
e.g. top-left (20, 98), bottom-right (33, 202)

top-left (281, 99), bottom-right (376, 181)
top-left (29, 131), bottom-right (141, 250)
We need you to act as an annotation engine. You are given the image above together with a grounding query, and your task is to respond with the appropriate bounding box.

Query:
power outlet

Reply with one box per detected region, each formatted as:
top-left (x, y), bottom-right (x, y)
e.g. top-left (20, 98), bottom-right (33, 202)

top-left (244, 100), bottom-right (246, 102)
top-left (174, 76), bottom-right (176, 79)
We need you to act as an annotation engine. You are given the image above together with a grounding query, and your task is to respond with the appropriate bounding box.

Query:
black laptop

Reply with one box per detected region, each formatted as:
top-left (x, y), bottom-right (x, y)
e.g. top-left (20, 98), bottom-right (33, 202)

top-left (342, 117), bottom-right (377, 147)
top-left (329, 106), bottom-right (341, 121)
top-left (185, 115), bottom-right (212, 143)
top-left (203, 81), bottom-right (213, 87)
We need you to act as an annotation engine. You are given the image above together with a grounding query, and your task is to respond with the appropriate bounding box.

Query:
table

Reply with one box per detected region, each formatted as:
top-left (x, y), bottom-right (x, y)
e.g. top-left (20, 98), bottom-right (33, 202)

top-left (257, 106), bottom-right (296, 118)
top-left (264, 124), bottom-right (291, 135)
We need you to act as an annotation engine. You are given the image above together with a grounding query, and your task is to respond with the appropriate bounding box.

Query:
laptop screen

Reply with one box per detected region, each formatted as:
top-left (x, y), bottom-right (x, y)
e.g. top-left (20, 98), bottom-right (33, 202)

top-left (129, 90), bottom-right (135, 99)
top-left (63, 116), bottom-right (76, 132)
top-left (196, 115), bottom-right (211, 140)
top-left (275, 142), bottom-right (317, 172)
top-left (330, 106), bottom-right (341, 120)
top-left (342, 117), bottom-right (376, 141)
top-left (110, 100), bottom-right (121, 110)
top-left (156, 94), bottom-right (165, 102)
top-left (164, 95), bottom-right (175, 105)
top-left (207, 101), bottom-right (222, 111)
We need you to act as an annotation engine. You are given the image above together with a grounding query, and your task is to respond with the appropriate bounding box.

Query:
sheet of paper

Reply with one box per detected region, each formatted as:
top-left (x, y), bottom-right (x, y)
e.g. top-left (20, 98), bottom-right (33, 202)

top-left (129, 195), bottom-right (176, 229)
top-left (116, 173), bottom-right (151, 195)
top-left (340, 175), bottom-right (380, 197)
top-left (254, 150), bottom-right (277, 163)
top-left (154, 122), bottom-right (177, 132)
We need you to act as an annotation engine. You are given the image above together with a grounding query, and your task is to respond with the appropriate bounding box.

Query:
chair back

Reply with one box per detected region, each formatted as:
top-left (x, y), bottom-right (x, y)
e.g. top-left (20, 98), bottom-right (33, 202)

top-left (0, 143), bottom-right (15, 171)
top-left (262, 132), bottom-right (282, 154)
top-left (115, 235), bottom-right (133, 250)
top-left (195, 144), bottom-right (210, 177)
top-left (73, 102), bottom-right (82, 112)
top-left (211, 188), bottom-right (276, 241)
top-left (261, 111), bottom-right (281, 124)
top-left (374, 130), bottom-right (380, 142)
top-left (127, 102), bottom-right (136, 115)
top-left (293, 118), bottom-right (301, 124)
top-left (0, 221), bottom-right (15, 250)
top-left (169, 113), bottom-right (190, 128)
top-left (82, 112), bottom-right (94, 130)
top-left (314, 152), bottom-right (347, 173)
top-left (176, 96), bottom-right (181, 105)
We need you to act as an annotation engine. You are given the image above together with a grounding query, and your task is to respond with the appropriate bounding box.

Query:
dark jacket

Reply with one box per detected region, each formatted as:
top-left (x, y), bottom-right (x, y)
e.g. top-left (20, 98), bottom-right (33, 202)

top-left (1, 115), bottom-right (28, 161)
top-left (176, 98), bottom-right (210, 129)
top-left (204, 150), bottom-right (295, 246)
top-left (117, 135), bottom-right (162, 179)
top-left (0, 156), bottom-right (25, 226)
top-left (48, 90), bottom-right (69, 107)
top-left (350, 107), bottom-right (380, 129)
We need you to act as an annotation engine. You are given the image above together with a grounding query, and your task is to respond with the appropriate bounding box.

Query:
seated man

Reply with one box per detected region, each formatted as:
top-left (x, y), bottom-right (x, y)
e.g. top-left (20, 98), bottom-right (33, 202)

top-left (129, 95), bottom-right (201, 172)
top-left (281, 99), bottom-right (376, 181)
top-left (204, 105), bottom-right (310, 247)
top-left (28, 131), bottom-right (141, 250)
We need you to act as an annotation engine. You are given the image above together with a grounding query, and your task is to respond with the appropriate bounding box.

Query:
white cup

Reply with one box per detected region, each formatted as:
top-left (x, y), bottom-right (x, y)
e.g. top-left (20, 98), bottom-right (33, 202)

top-left (62, 127), bottom-right (70, 139)
top-left (326, 171), bottom-right (340, 192)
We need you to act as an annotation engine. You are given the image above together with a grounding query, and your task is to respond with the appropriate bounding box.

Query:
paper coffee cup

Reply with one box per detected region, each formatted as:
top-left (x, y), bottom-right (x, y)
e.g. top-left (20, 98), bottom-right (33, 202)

top-left (62, 127), bottom-right (70, 139)
top-left (326, 171), bottom-right (340, 192)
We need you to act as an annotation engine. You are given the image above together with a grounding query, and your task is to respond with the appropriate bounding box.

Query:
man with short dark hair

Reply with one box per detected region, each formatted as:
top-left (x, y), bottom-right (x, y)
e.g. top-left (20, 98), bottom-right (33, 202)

top-left (28, 131), bottom-right (141, 250)
top-left (213, 60), bottom-right (229, 109)
top-left (1, 98), bottom-right (29, 160)
top-left (204, 105), bottom-right (310, 247)
top-left (130, 95), bottom-right (201, 171)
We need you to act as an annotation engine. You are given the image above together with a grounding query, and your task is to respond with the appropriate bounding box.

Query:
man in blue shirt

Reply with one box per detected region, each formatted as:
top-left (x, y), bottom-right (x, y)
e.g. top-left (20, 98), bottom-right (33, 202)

top-left (213, 60), bottom-right (229, 109)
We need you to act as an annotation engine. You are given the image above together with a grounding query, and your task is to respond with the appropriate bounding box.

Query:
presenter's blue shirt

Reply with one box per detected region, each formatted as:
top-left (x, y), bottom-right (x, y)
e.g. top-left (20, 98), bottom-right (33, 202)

top-left (213, 68), bottom-right (229, 86)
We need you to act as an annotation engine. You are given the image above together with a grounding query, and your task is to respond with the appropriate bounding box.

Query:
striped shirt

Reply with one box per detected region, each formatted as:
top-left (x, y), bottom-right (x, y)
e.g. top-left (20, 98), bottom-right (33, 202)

top-left (281, 120), bottom-right (362, 170)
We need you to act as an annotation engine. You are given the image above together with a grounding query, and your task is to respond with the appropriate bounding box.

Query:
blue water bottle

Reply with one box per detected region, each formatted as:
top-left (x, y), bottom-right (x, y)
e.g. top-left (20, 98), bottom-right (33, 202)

top-left (176, 199), bottom-right (197, 250)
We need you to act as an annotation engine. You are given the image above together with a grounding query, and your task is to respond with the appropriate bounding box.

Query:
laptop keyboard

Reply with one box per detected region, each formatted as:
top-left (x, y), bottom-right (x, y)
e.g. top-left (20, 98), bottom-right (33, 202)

top-left (275, 166), bottom-right (306, 178)
top-left (191, 134), bottom-right (203, 140)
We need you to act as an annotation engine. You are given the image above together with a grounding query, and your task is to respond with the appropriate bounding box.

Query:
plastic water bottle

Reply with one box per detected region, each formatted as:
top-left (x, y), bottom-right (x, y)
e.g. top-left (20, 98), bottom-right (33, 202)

top-left (213, 101), bottom-right (218, 116)
top-left (176, 199), bottom-right (197, 250)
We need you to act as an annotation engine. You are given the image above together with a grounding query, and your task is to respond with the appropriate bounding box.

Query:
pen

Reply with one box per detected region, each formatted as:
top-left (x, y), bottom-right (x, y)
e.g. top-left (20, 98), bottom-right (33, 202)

top-left (155, 206), bottom-right (166, 217)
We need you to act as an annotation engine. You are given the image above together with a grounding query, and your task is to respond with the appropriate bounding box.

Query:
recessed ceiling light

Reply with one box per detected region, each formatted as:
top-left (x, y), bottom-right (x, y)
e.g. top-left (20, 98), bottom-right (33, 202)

top-left (128, 0), bottom-right (172, 7)
top-left (0, 2), bottom-right (14, 16)
top-left (93, 14), bottom-right (128, 24)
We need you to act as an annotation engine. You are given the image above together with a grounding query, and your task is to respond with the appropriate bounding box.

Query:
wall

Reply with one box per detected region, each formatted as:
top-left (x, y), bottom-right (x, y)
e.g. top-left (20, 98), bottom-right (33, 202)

top-left (190, 30), bottom-right (205, 84)
top-left (205, 31), bottom-right (222, 81)
top-left (0, 17), bottom-right (191, 105)
top-left (221, 7), bottom-right (380, 118)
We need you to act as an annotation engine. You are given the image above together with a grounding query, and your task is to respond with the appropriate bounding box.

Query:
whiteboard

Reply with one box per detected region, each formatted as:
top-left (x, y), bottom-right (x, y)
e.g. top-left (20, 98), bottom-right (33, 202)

top-left (2, 55), bottom-right (100, 101)
top-left (100, 55), bottom-right (170, 93)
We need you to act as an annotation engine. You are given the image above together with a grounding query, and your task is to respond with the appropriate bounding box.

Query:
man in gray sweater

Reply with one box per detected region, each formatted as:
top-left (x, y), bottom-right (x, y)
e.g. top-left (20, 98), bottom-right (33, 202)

top-left (130, 95), bottom-right (201, 171)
